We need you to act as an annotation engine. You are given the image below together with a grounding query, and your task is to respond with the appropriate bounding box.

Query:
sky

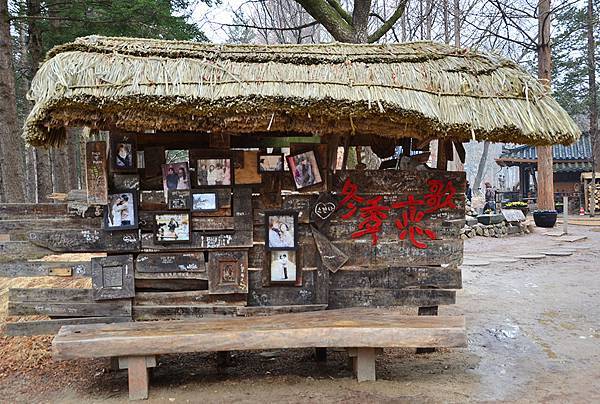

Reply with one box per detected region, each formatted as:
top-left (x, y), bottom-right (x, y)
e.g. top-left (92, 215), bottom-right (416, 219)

top-left (193, 0), bottom-right (245, 43)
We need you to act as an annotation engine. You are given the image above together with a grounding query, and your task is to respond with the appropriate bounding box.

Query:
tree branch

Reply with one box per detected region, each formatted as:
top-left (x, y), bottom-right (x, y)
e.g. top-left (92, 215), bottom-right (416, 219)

top-left (368, 0), bottom-right (408, 43)
top-left (326, 0), bottom-right (352, 25)
top-left (216, 20), bottom-right (319, 32)
top-left (295, 0), bottom-right (355, 42)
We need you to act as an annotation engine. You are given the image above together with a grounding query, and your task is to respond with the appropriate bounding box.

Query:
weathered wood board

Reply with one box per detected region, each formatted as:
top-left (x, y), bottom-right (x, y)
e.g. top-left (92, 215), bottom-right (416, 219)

top-left (85, 141), bottom-right (109, 205)
top-left (328, 289), bottom-right (456, 309)
top-left (92, 255), bottom-right (135, 300)
top-left (134, 291), bottom-right (246, 306)
top-left (329, 266), bottom-right (462, 290)
top-left (5, 316), bottom-right (131, 336)
top-left (136, 253), bottom-right (205, 273)
top-left (29, 230), bottom-right (141, 253)
top-left (0, 261), bottom-right (91, 278)
top-left (8, 288), bottom-right (132, 317)
top-left (248, 269), bottom-right (316, 306)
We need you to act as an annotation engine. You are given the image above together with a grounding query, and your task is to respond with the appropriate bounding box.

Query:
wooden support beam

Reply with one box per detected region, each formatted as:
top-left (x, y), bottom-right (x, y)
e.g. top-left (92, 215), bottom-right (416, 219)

top-left (127, 356), bottom-right (151, 400)
top-left (352, 348), bottom-right (376, 382)
top-left (416, 305), bottom-right (439, 354)
top-left (454, 141), bottom-right (466, 164)
top-left (437, 140), bottom-right (448, 170)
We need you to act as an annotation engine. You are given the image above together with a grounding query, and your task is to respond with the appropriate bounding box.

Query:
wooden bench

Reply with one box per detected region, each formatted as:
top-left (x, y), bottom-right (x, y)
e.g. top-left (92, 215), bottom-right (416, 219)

top-left (53, 308), bottom-right (466, 400)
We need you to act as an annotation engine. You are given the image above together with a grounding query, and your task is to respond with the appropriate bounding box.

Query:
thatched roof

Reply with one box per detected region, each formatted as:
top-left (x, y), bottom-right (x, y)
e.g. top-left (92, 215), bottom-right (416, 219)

top-left (24, 35), bottom-right (580, 147)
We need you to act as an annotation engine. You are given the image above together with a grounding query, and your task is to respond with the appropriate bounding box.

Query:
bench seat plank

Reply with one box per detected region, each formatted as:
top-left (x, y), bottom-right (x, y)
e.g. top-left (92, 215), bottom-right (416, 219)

top-left (53, 308), bottom-right (466, 360)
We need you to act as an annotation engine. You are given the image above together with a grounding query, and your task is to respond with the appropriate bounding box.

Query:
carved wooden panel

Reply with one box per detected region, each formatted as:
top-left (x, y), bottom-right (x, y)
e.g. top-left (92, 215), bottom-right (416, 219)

top-left (208, 251), bottom-right (248, 295)
top-left (85, 141), bottom-right (108, 205)
top-left (91, 255), bottom-right (135, 300)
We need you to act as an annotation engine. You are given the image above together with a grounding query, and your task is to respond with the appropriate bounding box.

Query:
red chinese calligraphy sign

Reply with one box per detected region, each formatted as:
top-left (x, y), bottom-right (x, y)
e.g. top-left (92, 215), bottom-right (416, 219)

top-left (338, 177), bottom-right (457, 249)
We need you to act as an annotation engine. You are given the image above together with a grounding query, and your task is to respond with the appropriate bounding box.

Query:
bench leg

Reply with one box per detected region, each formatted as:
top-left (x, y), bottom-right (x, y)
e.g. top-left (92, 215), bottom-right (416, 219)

top-left (315, 347), bottom-right (327, 362)
top-left (416, 306), bottom-right (438, 354)
top-left (127, 356), bottom-right (150, 400)
top-left (352, 348), bottom-right (376, 382)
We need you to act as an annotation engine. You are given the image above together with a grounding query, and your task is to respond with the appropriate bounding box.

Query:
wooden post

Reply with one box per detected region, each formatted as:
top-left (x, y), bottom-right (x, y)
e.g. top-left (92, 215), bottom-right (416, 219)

top-left (352, 348), bottom-right (376, 382)
top-left (436, 140), bottom-right (448, 170)
top-left (127, 356), bottom-right (150, 400)
top-left (416, 306), bottom-right (438, 354)
top-left (563, 196), bottom-right (568, 235)
top-left (536, 0), bottom-right (555, 211)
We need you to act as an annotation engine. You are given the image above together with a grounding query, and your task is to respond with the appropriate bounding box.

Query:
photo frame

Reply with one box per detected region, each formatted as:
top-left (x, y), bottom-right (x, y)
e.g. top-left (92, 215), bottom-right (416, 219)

top-left (161, 162), bottom-right (191, 198)
top-left (268, 250), bottom-right (301, 286)
top-left (190, 190), bottom-right (219, 212)
top-left (264, 210), bottom-right (298, 251)
top-left (208, 251), bottom-right (248, 294)
top-left (196, 158), bottom-right (233, 186)
top-left (258, 154), bottom-right (285, 173)
top-left (103, 191), bottom-right (138, 231)
top-left (167, 190), bottom-right (190, 210)
top-left (153, 212), bottom-right (192, 244)
top-left (286, 150), bottom-right (323, 190)
top-left (110, 135), bottom-right (137, 173)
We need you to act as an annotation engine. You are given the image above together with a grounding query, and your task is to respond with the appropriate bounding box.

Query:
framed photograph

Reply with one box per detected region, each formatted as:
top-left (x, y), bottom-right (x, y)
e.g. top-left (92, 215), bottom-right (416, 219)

top-left (103, 191), bottom-right (138, 230)
top-left (286, 150), bottom-right (323, 190)
top-left (111, 136), bottom-right (137, 172)
top-left (167, 190), bottom-right (190, 210)
top-left (154, 212), bottom-right (191, 244)
top-left (258, 154), bottom-right (284, 173)
top-left (196, 158), bottom-right (232, 186)
top-left (269, 251), bottom-right (300, 285)
top-left (191, 191), bottom-right (219, 212)
top-left (265, 210), bottom-right (298, 251)
top-left (162, 162), bottom-right (191, 196)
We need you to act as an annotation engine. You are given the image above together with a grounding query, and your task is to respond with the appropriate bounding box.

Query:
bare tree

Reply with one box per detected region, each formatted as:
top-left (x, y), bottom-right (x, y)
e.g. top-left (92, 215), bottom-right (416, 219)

top-left (587, 0), bottom-right (597, 216)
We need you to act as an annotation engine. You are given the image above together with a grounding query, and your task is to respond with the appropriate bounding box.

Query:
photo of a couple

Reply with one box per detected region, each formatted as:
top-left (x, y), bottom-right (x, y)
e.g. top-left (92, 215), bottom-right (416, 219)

top-left (286, 150), bottom-right (322, 190)
top-left (104, 192), bottom-right (137, 230)
top-left (266, 212), bottom-right (297, 250)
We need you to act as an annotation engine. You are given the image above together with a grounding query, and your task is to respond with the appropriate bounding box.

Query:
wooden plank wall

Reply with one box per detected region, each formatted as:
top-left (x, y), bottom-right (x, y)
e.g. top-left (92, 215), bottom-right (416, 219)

top-left (1, 132), bottom-right (466, 331)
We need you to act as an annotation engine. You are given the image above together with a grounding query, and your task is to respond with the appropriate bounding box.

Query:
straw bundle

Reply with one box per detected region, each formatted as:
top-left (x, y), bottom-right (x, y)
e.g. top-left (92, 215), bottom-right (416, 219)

top-left (24, 35), bottom-right (580, 147)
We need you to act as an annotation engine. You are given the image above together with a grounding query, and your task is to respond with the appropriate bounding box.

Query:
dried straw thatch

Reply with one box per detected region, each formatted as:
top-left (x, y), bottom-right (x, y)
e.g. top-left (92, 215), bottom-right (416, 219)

top-left (24, 35), bottom-right (580, 147)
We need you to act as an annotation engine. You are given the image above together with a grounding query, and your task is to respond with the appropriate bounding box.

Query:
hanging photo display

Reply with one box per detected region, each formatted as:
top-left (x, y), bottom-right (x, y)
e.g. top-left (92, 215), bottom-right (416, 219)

top-left (258, 154), bottom-right (285, 173)
top-left (103, 192), bottom-right (138, 230)
top-left (154, 212), bottom-right (191, 243)
top-left (286, 150), bottom-right (323, 190)
top-left (265, 210), bottom-right (298, 251)
top-left (167, 190), bottom-right (190, 210)
top-left (269, 250), bottom-right (298, 285)
top-left (191, 191), bottom-right (219, 212)
top-left (197, 158), bottom-right (233, 186)
top-left (162, 162), bottom-right (191, 198)
top-left (110, 135), bottom-right (137, 172)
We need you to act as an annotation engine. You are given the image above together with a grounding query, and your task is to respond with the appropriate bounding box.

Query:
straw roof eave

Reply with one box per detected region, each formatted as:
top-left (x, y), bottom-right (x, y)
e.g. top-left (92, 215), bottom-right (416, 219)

top-left (23, 36), bottom-right (582, 147)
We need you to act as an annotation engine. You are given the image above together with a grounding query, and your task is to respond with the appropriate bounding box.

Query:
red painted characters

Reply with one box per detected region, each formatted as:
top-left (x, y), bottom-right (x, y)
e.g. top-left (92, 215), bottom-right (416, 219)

top-left (337, 178), bottom-right (457, 249)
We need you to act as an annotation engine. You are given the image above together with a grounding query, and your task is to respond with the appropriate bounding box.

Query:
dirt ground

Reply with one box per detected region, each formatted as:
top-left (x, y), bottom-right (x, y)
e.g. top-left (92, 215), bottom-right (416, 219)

top-left (0, 224), bottom-right (599, 403)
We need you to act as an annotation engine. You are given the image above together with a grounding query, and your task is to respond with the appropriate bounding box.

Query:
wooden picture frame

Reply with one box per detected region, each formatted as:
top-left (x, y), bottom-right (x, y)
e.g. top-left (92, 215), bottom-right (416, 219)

top-left (258, 153), bottom-right (285, 173)
top-left (91, 255), bottom-right (135, 300)
top-left (208, 251), bottom-right (248, 294)
top-left (268, 250), bottom-right (301, 286)
top-left (286, 150), bottom-right (323, 190)
top-left (167, 190), bottom-right (191, 210)
top-left (153, 212), bottom-right (192, 244)
top-left (196, 158), bottom-right (233, 186)
top-left (103, 191), bottom-right (139, 231)
top-left (110, 134), bottom-right (137, 173)
top-left (190, 190), bottom-right (219, 213)
top-left (264, 210), bottom-right (298, 251)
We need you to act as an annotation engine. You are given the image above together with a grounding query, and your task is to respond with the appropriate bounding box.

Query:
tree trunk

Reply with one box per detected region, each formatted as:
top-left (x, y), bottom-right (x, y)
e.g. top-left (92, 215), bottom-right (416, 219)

top-left (587, 0), bottom-right (597, 216)
top-left (67, 128), bottom-right (82, 189)
top-left (473, 141), bottom-right (490, 192)
top-left (453, 0), bottom-right (460, 47)
top-left (27, 0), bottom-right (55, 202)
top-left (0, 0), bottom-right (26, 202)
top-left (536, 0), bottom-right (555, 211)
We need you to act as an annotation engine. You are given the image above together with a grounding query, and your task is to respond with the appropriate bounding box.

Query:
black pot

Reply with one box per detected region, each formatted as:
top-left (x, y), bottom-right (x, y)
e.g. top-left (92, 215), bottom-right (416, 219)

top-left (533, 210), bottom-right (558, 228)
